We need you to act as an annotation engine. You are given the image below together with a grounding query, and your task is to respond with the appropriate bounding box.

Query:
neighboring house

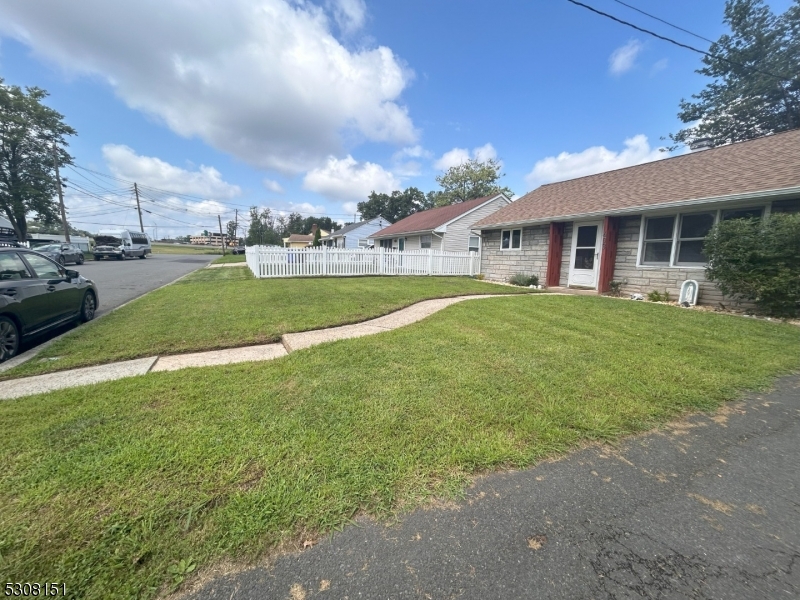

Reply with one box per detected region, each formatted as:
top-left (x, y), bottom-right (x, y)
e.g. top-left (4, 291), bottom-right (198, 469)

top-left (322, 216), bottom-right (392, 249)
top-left (474, 129), bottom-right (800, 305)
top-left (370, 193), bottom-right (512, 253)
top-left (283, 225), bottom-right (330, 248)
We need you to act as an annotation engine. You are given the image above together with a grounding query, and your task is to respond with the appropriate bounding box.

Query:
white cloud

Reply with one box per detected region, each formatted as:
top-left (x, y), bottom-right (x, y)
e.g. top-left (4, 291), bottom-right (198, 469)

top-left (303, 155), bottom-right (400, 201)
top-left (262, 179), bottom-right (285, 194)
top-left (650, 58), bottom-right (668, 75)
top-left (525, 135), bottom-right (668, 187)
top-left (0, 0), bottom-right (416, 174)
top-left (609, 39), bottom-right (643, 75)
top-left (326, 0), bottom-right (366, 34)
top-left (434, 143), bottom-right (498, 171)
top-left (342, 201), bottom-right (358, 215)
top-left (102, 144), bottom-right (241, 198)
top-left (390, 145), bottom-right (432, 177)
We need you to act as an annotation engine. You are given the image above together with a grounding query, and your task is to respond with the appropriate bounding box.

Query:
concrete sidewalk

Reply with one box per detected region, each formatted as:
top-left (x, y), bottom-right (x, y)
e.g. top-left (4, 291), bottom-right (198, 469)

top-left (0, 293), bottom-right (518, 400)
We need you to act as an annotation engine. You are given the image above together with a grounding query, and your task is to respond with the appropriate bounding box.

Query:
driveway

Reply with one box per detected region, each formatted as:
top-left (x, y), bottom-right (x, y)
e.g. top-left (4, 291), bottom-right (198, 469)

top-left (189, 375), bottom-right (800, 600)
top-left (18, 253), bottom-right (213, 353)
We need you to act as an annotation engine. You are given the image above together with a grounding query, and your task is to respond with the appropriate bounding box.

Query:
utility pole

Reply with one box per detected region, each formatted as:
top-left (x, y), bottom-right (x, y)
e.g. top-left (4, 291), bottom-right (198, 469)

top-left (234, 208), bottom-right (238, 245)
top-left (52, 143), bottom-right (70, 243)
top-left (218, 214), bottom-right (226, 255)
top-left (134, 183), bottom-right (145, 233)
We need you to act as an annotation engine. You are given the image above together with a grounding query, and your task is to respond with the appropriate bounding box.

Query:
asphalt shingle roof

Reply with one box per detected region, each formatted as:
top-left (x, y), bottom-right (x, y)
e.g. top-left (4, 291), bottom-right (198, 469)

top-left (372, 195), bottom-right (502, 238)
top-left (475, 129), bottom-right (800, 228)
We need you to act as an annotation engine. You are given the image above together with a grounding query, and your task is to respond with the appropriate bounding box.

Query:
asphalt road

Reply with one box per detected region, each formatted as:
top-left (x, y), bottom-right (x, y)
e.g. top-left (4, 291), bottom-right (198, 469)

top-left (18, 253), bottom-right (213, 353)
top-left (189, 375), bottom-right (800, 600)
top-left (75, 253), bottom-right (214, 317)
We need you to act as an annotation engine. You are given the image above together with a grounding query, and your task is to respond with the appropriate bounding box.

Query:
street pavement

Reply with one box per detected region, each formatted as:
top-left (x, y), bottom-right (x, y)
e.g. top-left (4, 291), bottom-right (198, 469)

top-left (188, 375), bottom-right (800, 600)
top-left (74, 253), bottom-right (214, 316)
top-left (17, 253), bottom-right (213, 354)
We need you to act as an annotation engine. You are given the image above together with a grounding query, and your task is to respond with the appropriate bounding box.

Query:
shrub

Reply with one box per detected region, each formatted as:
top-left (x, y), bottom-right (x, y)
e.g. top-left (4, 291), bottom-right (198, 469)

top-left (704, 213), bottom-right (800, 317)
top-left (509, 273), bottom-right (539, 287)
top-left (647, 290), bottom-right (663, 302)
top-left (608, 280), bottom-right (622, 297)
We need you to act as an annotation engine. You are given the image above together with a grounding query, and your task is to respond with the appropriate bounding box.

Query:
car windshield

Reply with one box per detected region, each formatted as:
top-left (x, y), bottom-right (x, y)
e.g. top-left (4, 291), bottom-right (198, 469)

top-left (96, 236), bottom-right (122, 246)
top-left (35, 244), bottom-right (61, 252)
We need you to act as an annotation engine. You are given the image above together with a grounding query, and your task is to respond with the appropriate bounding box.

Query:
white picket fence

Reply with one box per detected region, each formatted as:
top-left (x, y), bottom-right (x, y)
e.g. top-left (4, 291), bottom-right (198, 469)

top-left (245, 246), bottom-right (481, 278)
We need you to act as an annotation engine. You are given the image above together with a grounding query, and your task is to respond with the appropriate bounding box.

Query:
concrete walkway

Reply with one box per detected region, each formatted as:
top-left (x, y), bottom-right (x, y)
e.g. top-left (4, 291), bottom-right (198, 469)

top-left (0, 294), bottom-right (514, 400)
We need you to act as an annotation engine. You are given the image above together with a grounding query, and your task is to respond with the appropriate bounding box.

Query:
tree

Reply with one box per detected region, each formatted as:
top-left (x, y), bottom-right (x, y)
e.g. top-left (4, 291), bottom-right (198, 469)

top-left (0, 80), bottom-right (77, 242)
top-left (226, 220), bottom-right (237, 244)
top-left (357, 187), bottom-right (430, 222)
top-left (301, 216), bottom-right (334, 234)
top-left (704, 212), bottom-right (800, 316)
top-left (312, 226), bottom-right (322, 247)
top-left (670, 0), bottom-right (800, 149)
top-left (434, 158), bottom-right (514, 206)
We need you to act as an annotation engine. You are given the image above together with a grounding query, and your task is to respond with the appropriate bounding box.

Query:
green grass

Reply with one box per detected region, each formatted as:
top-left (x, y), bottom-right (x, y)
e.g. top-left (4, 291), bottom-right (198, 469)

top-left (210, 253), bottom-right (246, 264)
top-left (0, 296), bottom-right (797, 599)
top-left (150, 243), bottom-right (223, 255)
top-left (1, 272), bottom-right (526, 379)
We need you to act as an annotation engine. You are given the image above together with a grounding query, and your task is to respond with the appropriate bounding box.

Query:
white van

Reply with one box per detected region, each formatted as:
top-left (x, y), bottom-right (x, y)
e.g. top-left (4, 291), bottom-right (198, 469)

top-left (94, 229), bottom-right (152, 260)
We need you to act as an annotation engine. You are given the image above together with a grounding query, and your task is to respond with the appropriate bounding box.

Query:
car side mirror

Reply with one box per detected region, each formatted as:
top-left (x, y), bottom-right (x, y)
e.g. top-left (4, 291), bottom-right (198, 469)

top-left (65, 269), bottom-right (79, 281)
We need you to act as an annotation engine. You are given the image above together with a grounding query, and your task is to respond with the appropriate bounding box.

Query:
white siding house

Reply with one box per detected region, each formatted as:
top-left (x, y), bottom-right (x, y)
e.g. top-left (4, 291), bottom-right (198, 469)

top-left (323, 216), bottom-right (392, 249)
top-left (370, 194), bottom-right (511, 253)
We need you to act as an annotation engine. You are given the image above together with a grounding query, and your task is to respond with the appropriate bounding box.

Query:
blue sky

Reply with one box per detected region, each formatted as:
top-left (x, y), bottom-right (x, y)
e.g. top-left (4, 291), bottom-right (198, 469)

top-left (0, 0), bottom-right (792, 237)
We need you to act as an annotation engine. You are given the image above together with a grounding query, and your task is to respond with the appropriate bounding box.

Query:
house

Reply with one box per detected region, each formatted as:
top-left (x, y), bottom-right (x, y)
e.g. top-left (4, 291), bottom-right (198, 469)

top-left (370, 193), bottom-right (511, 253)
top-left (473, 129), bottom-right (800, 305)
top-left (322, 216), bottom-right (392, 249)
top-left (283, 224), bottom-right (330, 248)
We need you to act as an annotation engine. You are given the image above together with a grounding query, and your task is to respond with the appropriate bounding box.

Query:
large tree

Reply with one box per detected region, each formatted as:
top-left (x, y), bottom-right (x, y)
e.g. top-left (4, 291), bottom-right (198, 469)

top-left (670, 0), bottom-right (800, 149)
top-left (357, 186), bottom-right (429, 222)
top-left (0, 80), bottom-right (76, 241)
top-left (433, 158), bottom-right (514, 207)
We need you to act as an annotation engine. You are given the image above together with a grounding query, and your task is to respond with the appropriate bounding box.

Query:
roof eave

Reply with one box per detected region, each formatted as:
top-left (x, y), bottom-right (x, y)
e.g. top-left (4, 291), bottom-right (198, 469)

top-left (370, 227), bottom-right (437, 239)
top-left (473, 185), bottom-right (800, 229)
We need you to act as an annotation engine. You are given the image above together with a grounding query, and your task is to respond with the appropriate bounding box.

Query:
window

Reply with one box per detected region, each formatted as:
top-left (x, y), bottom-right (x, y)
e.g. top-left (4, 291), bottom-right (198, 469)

top-left (468, 235), bottom-right (480, 253)
top-left (573, 225), bottom-right (598, 270)
top-left (676, 213), bottom-right (715, 265)
top-left (501, 229), bottom-right (521, 250)
top-left (641, 216), bottom-right (675, 265)
top-left (358, 238), bottom-right (369, 248)
top-left (0, 252), bottom-right (32, 280)
top-left (722, 207), bottom-right (763, 221)
top-left (420, 234), bottom-right (432, 249)
top-left (379, 239), bottom-right (392, 249)
top-left (22, 252), bottom-right (63, 279)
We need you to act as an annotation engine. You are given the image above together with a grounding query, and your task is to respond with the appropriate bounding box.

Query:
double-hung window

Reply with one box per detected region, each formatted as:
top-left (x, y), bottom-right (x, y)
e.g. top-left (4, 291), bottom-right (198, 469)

top-left (501, 229), bottom-right (521, 250)
top-left (641, 216), bottom-right (675, 265)
top-left (468, 235), bottom-right (480, 253)
top-left (420, 234), bottom-right (432, 249)
top-left (676, 213), bottom-right (715, 265)
top-left (639, 206), bottom-right (763, 267)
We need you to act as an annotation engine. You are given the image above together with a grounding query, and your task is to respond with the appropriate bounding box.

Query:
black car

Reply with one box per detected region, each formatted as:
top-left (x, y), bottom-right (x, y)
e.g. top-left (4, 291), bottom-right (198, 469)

top-left (33, 243), bottom-right (85, 266)
top-left (0, 248), bottom-right (99, 362)
top-left (231, 245), bottom-right (246, 255)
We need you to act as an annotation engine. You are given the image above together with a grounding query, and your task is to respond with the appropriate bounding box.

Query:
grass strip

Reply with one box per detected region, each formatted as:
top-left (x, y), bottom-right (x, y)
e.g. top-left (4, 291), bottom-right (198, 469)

top-left (0, 295), bottom-right (798, 599)
top-left (1, 272), bottom-right (527, 379)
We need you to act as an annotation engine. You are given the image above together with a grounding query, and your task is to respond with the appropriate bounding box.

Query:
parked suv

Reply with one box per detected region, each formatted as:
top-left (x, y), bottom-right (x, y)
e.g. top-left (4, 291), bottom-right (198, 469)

top-left (0, 248), bottom-right (99, 362)
top-left (231, 245), bottom-right (246, 255)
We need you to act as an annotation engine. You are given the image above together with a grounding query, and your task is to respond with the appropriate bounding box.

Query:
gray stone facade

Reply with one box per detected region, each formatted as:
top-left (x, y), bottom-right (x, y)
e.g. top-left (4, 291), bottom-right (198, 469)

top-left (612, 216), bottom-right (726, 305)
top-left (481, 216), bottom-right (735, 306)
top-left (480, 225), bottom-right (549, 283)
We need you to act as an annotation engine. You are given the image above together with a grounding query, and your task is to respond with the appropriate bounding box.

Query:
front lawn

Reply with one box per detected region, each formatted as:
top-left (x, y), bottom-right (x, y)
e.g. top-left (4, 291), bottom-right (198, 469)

top-left (150, 243), bottom-right (222, 255)
top-left (211, 253), bottom-right (246, 264)
top-left (1, 271), bottom-right (527, 379)
top-left (1, 295), bottom-right (798, 599)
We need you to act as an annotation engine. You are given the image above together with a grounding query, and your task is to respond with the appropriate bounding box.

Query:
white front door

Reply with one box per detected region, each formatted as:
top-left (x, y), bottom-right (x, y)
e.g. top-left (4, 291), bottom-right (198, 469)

top-left (568, 222), bottom-right (603, 288)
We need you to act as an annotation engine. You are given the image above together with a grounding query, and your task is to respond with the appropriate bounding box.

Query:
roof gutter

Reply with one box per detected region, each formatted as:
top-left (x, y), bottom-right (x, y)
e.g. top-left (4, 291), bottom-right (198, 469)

top-left (371, 228), bottom-right (438, 239)
top-left (473, 185), bottom-right (800, 230)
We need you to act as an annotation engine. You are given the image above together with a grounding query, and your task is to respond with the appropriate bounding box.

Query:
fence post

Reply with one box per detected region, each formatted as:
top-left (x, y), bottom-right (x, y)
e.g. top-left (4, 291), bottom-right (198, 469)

top-left (380, 247), bottom-right (385, 275)
top-left (428, 248), bottom-right (433, 276)
top-left (323, 245), bottom-right (327, 276)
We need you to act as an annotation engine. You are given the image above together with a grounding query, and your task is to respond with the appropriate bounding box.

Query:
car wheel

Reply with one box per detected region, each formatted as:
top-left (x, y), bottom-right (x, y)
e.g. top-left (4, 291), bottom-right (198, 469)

top-left (77, 254), bottom-right (84, 265)
top-left (118, 252), bottom-right (125, 260)
top-left (139, 253), bottom-right (146, 259)
top-left (0, 316), bottom-right (20, 363)
top-left (58, 255), bottom-right (66, 266)
top-left (80, 291), bottom-right (97, 323)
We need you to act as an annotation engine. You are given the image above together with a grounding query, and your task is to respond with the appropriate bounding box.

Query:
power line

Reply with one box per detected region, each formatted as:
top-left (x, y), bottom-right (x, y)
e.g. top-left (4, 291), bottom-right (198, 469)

top-left (609, 0), bottom-right (716, 45)
top-left (565, 0), bottom-right (793, 82)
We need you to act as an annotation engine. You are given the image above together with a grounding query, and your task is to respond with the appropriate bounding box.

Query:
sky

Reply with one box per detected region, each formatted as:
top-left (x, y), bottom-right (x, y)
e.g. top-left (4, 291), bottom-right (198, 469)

top-left (0, 0), bottom-right (793, 239)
